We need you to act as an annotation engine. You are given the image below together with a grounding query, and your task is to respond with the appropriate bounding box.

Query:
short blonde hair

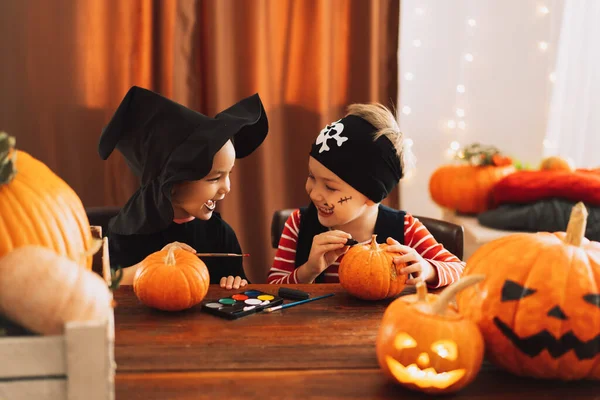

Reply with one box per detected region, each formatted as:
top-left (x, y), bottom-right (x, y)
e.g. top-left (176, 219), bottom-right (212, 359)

top-left (345, 103), bottom-right (415, 175)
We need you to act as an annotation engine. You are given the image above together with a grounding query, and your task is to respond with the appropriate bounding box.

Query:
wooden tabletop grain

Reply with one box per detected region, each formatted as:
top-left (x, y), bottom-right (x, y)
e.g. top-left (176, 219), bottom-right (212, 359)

top-left (113, 284), bottom-right (599, 400)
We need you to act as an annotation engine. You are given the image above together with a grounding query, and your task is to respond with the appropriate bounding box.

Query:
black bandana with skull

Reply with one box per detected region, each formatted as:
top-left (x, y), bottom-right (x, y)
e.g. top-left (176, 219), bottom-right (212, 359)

top-left (309, 115), bottom-right (403, 203)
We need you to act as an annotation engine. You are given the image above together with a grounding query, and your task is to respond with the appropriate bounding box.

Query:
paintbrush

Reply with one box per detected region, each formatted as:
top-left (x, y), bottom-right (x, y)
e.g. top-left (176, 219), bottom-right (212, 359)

top-left (263, 293), bottom-right (335, 313)
top-left (195, 253), bottom-right (250, 257)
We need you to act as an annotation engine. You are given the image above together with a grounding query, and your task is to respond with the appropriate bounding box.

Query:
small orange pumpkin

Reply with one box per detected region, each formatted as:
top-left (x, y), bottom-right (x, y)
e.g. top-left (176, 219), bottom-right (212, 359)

top-left (0, 133), bottom-right (93, 269)
top-left (457, 202), bottom-right (600, 380)
top-left (133, 246), bottom-right (210, 311)
top-left (540, 156), bottom-right (574, 171)
top-left (377, 275), bottom-right (485, 394)
top-left (338, 235), bottom-right (407, 300)
top-left (429, 143), bottom-right (515, 214)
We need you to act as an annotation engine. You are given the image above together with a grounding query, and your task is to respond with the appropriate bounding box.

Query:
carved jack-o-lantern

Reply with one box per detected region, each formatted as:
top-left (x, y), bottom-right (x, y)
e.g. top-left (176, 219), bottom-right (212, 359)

top-left (377, 276), bottom-right (485, 394)
top-left (457, 202), bottom-right (600, 380)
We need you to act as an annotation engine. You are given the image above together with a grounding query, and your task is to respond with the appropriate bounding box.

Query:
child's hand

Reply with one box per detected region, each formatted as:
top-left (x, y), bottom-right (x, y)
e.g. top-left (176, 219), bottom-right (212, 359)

top-left (161, 241), bottom-right (196, 253)
top-left (307, 230), bottom-right (352, 275)
top-left (220, 275), bottom-right (248, 290)
top-left (385, 237), bottom-right (435, 285)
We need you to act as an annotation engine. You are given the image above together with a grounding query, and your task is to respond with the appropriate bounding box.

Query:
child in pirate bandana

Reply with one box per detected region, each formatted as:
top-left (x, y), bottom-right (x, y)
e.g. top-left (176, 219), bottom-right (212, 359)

top-left (99, 86), bottom-right (268, 288)
top-left (268, 103), bottom-right (465, 287)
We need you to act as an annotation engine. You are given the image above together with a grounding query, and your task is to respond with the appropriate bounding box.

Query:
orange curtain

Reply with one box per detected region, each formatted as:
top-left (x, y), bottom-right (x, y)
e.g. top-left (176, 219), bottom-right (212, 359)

top-left (194, 0), bottom-right (400, 282)
top-left (0, 0), bottom-right (399, 283)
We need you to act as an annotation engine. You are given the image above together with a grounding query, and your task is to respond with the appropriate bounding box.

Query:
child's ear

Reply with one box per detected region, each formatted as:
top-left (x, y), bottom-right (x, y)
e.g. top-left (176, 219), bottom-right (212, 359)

top-left (366, 199), bottom-right (377, 206)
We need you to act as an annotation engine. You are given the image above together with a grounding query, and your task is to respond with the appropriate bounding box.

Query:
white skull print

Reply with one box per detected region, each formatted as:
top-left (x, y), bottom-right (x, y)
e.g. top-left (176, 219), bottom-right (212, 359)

top-left (315, 120), bottom-right (348, 153)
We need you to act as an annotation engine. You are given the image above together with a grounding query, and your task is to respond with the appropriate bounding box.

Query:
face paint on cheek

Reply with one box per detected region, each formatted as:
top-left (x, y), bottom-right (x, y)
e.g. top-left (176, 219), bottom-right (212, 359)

top-left (338, 196), bottom-right (352, 205)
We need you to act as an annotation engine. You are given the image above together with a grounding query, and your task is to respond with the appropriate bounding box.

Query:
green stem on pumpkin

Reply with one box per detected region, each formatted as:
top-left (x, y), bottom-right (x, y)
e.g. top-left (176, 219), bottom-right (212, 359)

top-left (0, 132), bottom-right (17, 185)
top-left (165, 246), bottom-right (178, 266)
top-left (564, 202), bottom-right (588, 247)
top-left (109, 267), bottom-right (123, 290)
top-left (370, 235), bottom-right (378, 251)
top-left (430, 275), bottom-right (486, 316)
top-left (416, 281), bottom-right (428, 302)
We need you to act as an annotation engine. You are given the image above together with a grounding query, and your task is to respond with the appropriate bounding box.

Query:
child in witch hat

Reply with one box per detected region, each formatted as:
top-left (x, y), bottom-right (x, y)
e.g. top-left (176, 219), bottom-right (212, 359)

top-left (268, 103), bottom-right (465, 287)
top-left (99, 86), bottom-right (268, 288)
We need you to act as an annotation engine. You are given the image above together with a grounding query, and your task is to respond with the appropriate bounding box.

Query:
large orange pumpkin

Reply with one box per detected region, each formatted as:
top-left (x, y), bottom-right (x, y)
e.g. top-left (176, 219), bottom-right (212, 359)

top-left (133, 246), bottom-right (210, 311)
top-left (429, 164), bottom-right (515, 214)
top-left (0, 133), bottom-right (93, 269)
top-left (457, 202), bottom-right (600, 380)
top-left (429, 143), bottom-right (516, 214)
top-left (338, 235), bottom-right (407, 300)
top-left (377, 276), bottom-right (485, 394)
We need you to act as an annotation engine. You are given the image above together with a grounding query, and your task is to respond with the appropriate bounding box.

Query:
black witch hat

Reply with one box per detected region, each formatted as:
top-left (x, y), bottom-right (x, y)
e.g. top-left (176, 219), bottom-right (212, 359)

top-left (98, 86), bottom-right (268, 235)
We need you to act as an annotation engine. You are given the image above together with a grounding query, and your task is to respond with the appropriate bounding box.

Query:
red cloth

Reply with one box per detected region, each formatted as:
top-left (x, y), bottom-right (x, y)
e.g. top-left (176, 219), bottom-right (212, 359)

top-left (493, 169), bottom-right (600, 206)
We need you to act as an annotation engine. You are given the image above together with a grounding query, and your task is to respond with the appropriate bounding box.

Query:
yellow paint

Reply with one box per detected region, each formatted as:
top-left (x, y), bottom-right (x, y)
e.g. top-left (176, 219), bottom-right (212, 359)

top-left (385, 356), bottom-right (465, 389)
top-left (257, 295), bottom-right (275, 301)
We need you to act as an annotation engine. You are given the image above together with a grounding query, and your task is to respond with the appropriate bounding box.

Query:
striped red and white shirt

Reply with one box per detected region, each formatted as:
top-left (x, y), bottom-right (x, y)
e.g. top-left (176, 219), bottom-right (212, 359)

top-left (268, 209), bottom-right (465, 288)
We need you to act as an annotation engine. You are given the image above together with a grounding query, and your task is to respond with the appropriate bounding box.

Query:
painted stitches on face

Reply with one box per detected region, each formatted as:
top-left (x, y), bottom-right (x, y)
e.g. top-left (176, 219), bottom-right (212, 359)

top-left (338, 196), bottom-right (352, 205)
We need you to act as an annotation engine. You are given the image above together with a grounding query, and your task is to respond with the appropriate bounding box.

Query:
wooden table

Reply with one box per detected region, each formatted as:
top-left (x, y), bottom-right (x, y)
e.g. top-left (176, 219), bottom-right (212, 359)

top-left (114, 284), bottom-right (598, 399)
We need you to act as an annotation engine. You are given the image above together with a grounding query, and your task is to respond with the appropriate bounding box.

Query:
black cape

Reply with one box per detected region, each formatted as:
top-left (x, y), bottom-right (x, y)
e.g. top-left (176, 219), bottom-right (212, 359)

top-left (108, 212), bottom-right (246, 283)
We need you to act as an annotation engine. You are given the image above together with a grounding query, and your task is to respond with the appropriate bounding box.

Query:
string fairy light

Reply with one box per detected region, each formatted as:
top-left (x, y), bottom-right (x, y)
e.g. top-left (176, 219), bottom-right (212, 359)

top-left (444, 2), bottom-right (556, 160)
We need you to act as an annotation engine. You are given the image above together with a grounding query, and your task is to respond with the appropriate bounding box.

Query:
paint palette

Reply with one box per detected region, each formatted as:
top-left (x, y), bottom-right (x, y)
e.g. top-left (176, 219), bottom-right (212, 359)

top-left (201, 290), bottom-right (284, 320)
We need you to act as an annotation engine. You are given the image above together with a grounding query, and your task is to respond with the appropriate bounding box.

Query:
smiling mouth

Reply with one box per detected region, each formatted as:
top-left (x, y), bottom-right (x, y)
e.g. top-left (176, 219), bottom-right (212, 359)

top-left (493, 317), bottom-right (600, 359)
top-left (316, 205), bottom-right (334, 215)
top-left (204, 200), bottom-right (217, 211)
top-left (385, 356), bottom-right (465, 389)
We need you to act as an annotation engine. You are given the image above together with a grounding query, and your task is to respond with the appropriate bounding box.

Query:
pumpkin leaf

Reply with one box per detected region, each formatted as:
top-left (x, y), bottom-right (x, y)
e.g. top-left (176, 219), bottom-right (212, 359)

top-left (110, 266), bottom-right (124, 291)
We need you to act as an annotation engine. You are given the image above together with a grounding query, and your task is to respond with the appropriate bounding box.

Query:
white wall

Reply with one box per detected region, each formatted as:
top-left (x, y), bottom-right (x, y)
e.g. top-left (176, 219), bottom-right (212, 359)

top-left (398, 0), bottom-right (564, 218)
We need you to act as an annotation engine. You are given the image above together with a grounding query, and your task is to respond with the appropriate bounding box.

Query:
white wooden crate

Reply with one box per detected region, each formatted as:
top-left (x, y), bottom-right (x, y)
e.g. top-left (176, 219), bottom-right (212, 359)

top-left (0, 230), bottom-right (116, 400)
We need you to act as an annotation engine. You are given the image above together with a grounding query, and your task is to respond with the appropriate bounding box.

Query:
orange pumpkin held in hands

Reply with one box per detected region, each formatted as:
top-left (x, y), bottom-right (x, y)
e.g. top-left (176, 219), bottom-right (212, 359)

top-left (0, 132), bottom-right (93, 269)
top-left (377, 275), bottom-right (486, 394)
top-left (338, 235), bottom-right (407, 301)
top-left (456, 202), bottom-right (600, 380)
top-left (133, 246), bottom-right (210, 311)
top-left (429, 143), bottom-right (515, 214)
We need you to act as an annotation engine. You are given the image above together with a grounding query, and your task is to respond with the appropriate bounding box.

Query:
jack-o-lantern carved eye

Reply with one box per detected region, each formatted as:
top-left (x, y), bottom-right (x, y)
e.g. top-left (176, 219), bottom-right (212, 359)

top-left (501, 280), bottom-right (536, 302)
top-left (394, 332), bottom-right (417, 350)
top-left (584, 294), bottom-right (600, 308)
top-left (431, 340), bottom-right (459, 361)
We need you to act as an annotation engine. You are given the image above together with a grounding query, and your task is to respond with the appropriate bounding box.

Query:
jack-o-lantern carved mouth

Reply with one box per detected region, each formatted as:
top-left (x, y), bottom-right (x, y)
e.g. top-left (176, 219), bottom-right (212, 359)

top-left (385, 356), bottom-right (465, 389)
top-left (493, 317), bottom-right (600, 359)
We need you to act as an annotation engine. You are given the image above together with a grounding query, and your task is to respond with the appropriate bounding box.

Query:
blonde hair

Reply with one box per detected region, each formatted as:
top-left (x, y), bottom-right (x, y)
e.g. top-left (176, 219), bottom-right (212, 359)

top-left (345, 103), bottom-right (416, 176)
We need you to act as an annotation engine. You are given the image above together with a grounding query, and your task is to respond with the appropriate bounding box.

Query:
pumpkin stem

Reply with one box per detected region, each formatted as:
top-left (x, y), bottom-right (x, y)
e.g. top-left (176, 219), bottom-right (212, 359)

top-left (0, 132), bottom-right (17, 185)
top-left (109, 266), bottom-right (123, 291)
top-left (431, 275), bottom-right (486, 316)
top-left (416, 281), bottom-right (428, 302)
top-left (165, 246), bottom-right (178, 266)
top-left (370, 235), bottom-right (378, 251)
top-left (84, 238), bottom-right (103, 257)
top-left (564, 202), bottom-right (588, 247)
